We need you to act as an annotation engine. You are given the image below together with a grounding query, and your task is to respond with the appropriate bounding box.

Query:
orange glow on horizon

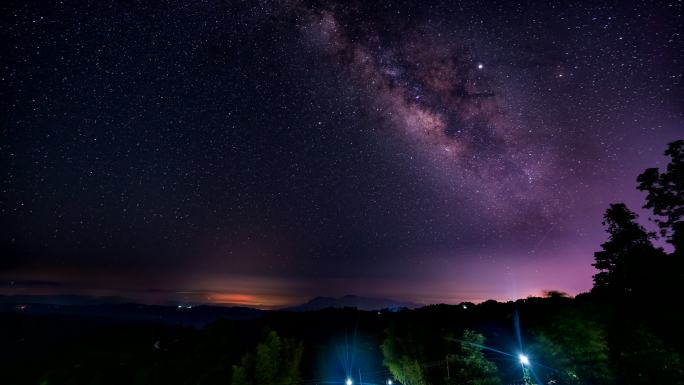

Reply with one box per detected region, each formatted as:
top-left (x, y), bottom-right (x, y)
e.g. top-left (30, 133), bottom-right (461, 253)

top-left (208, 293), bottom-right (258, 304)
top-left (206, 292), bottom-right (291, 309)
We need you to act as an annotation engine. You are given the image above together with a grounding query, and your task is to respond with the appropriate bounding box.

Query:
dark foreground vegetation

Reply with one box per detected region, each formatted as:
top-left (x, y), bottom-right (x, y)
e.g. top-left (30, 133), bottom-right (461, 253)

top-left (2, 293), bottom-right (683, 385)
top-left (2, 141), bottom-right (683, 385)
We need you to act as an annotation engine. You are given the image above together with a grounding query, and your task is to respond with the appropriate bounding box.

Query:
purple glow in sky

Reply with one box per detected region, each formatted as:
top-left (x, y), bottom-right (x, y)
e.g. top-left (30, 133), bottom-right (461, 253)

top-left (1, 0), bottom-right (682, 307)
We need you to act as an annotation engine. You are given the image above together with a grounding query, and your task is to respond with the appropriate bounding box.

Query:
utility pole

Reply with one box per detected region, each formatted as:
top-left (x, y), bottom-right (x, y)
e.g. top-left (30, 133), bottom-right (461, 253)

top-left (522, 364), bottom-right (533, 385)
top-left (446, 354), bottom-right (450, 380)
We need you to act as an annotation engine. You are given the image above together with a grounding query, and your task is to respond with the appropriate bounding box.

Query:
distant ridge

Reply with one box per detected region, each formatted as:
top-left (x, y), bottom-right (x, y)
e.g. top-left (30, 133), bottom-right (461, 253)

top-left (0, 294), bottom-right (419, 326)
top-left (282, 295), bottom-right (418, 312)
top-left (0, 294), bottom-right (132, 306)
top-left (0, 295), bottom-right (264, 327)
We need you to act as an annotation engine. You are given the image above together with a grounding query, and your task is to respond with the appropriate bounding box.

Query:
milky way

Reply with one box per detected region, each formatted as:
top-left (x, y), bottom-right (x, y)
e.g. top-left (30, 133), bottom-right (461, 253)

top-left (1, 0), bottom-right (682, 306)
top-left (292, 1), bottom-right (561, 224)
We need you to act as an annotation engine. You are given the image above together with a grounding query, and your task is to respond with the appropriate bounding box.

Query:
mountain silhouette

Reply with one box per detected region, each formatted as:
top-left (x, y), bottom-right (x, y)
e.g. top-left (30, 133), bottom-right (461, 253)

top-left (283, 295), bottom-right (418, 311)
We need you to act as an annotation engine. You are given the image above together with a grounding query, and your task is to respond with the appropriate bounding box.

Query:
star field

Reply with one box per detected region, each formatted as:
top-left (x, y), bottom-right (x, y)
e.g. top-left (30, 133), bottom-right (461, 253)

top-left (1, 0), bottom-right (682, 307)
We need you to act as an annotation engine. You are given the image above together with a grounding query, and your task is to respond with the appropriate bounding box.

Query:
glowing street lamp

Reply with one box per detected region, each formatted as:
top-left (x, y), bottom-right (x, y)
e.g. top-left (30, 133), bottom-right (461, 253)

top-left (346, 378), bottom-right (353, 385)
top-left (387, 380), bottom-right (393, 385)
top-left (519, 354), bottom-right (530, 365)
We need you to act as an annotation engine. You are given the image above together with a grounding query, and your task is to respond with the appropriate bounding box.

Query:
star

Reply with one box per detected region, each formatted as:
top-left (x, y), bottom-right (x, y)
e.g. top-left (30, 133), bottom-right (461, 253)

top-left (1, 0), bottom-right (679, 306)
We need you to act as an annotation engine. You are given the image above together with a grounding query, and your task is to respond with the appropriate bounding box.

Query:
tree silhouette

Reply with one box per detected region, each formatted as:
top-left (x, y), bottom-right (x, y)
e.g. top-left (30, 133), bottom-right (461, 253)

top-left (592, 203), bottom-right (664, 297)
top-left (636, 139), bottom-right (684, 299)
top-left (637, 139), bottom-right (684, 255)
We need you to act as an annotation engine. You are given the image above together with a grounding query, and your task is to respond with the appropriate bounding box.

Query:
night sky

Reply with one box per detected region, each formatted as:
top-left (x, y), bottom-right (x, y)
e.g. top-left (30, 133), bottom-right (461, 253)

top-left (1, 0), bottom-right (682, 308)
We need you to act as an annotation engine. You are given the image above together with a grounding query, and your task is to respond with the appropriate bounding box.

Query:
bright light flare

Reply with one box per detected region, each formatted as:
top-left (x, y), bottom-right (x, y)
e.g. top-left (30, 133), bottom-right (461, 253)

top-left (346, 378), bottom-right (353, 385)
top-left (519, 354), bottom-right (530, 365)
top-left (387, 380), bottom-right (393, 385)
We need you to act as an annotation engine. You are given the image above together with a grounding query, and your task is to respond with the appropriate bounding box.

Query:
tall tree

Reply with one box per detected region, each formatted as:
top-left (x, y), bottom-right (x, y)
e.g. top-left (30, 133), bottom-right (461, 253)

top-left (231, 330), bottom-right (303, 385)
top-left (637, 139), bottom-right (684, 255)
top-left (231, 356), bottom-right (250, 385)
top-left (530, 310), bottom-right (613, 385)
top-left (448, 330), bottom-right (501, 385)
top-left (592, 203), bottom-right (664, 296)
top-left (380, 327), bottom-right (429, 385)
